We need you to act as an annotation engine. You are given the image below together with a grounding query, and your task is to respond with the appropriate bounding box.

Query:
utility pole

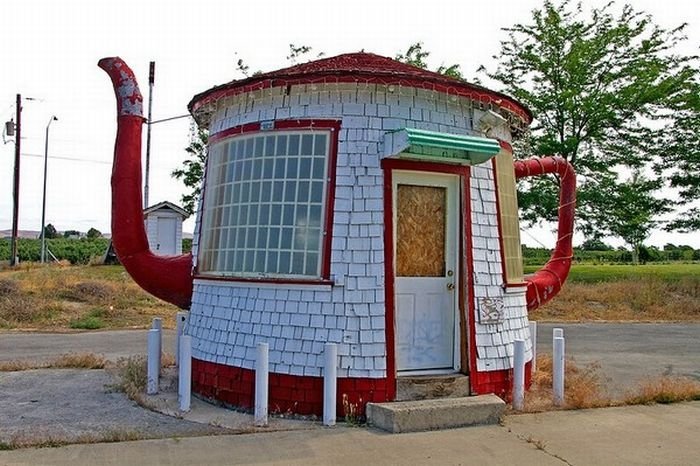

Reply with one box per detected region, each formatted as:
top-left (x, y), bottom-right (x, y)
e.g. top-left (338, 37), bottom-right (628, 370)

top-left (144, 61), bottom-right (155, 208)
top-left (41, 116), bottom-right (58, 263)
top-left (10, 94), bottom-right (22, 266)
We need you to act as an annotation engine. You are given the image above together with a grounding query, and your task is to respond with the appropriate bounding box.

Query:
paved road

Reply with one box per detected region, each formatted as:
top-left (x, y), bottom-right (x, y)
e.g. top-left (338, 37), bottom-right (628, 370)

top-left (0, 330), bottom-right (176, 363)
top-left (536, 322), bottom-right (700, 396)
top-left (1, 323), bottom-right (698, 397)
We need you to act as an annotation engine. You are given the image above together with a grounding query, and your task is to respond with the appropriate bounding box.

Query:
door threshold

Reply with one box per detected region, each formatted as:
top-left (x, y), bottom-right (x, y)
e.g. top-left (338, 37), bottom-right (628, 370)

top-left (398, 369), bottom-right (459, 377)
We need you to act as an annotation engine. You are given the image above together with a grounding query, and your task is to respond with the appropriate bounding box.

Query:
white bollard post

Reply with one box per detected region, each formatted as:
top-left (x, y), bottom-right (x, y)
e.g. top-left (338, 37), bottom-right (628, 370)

top-left (553, 327), bottom-right (564, 340)
top-left (175, 312), bottom-right (187, 366)
top-left (178, 335), bottom-right (192, 412)
top-left (151, 317), bottom-right (162, 371)
top-left (147, 329), bottom-right (160, 395)
top-left (553, 336), bottom-right (566, 406)
top-left (529, 321), bottom-right (538, 372)
top-left (512, 339), bottom-right (526, 411)
top-left (323, 343), bottom-right (338, 426)
top-left (255, 343), bottom-right (269, 427)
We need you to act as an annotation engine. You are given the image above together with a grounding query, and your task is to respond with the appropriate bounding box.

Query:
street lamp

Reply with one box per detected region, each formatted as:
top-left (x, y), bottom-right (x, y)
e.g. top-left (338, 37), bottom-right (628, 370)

top-left (40, 115), bottom-right (58, 263)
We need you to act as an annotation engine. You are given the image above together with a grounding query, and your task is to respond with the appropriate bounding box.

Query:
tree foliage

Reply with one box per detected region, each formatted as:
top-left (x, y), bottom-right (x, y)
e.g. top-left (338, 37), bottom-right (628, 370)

top-left (172, 121), bottom-right (208, 216)
top-left (396, 42), bottom-right (464, 79)
top-left (43, 223), bottom-right (58, 239)
top-left (482, 0), bottom-right (699, 238)
top-left (86, 228), bottom-right (102, 239)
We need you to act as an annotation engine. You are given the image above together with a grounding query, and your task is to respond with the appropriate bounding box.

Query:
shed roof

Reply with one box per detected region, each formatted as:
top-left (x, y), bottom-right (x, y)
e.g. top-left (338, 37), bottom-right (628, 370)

top-left (143, 201), bottom-right (189, 218)
top-left (188, 52), bottom-right (532, 127)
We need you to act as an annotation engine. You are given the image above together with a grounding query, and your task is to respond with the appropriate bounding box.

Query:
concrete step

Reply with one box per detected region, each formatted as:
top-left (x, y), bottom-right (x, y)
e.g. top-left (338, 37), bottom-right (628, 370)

top-left (396, 374), bottom-right (470, 401)
top-left (366, 394), bottom-right (505, 433)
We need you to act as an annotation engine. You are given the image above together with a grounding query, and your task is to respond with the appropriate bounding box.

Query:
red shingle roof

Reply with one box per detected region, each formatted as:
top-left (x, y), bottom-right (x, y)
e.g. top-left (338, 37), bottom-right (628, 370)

top-left (189, 52), bottom-right (531, 125)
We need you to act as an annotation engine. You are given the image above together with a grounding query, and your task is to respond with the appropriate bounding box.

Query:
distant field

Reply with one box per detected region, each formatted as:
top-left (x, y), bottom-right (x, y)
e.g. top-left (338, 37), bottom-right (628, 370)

top-left (0, 264), bottom-right (178, 330)
top-left (1, 263), bottom-right (698, 330)
top-left (526, 263), bottom-right (699, 322)
top-left (524, 263), bottom-right (700, 283)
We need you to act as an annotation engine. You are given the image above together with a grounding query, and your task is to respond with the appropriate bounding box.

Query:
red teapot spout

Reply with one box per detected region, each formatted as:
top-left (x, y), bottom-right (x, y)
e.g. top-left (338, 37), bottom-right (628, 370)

top-left (98, 57), bottom-right (193, 309)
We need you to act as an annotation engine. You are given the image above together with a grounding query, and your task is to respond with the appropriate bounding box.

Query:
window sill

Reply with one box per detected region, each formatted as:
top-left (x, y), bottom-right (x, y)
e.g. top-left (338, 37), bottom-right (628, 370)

top-left (194, 274), bottom-right (335, 291)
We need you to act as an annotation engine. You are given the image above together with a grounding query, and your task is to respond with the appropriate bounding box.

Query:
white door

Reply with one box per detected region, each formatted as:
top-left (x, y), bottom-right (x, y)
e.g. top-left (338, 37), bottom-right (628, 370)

top-left (156, 217), bottom-right (178, 256)
top-left (394, 172), bottom-right (459, 373)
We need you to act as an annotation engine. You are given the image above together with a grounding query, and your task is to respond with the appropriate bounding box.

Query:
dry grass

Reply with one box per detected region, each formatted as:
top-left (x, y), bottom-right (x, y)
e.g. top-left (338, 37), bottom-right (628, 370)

top-left (518, 354), bottom-right (700, 413)
top-left (0, 264), bottom-right (177, 330)
top-left (0, 428), bottom-right (142, 450)
top-left (107, 353), bottom-right (174, 406)
top-left (530, 277), bottom-right (700, 322)
top-left (0, 352), bottom-right (106, 371)
top-left (520, 354), bottom-right (612, 412)
top-left (623, 376), bottom-right (700, 405)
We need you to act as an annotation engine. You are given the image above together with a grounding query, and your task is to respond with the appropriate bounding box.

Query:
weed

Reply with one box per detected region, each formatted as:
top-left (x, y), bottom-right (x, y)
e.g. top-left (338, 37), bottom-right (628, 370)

top-left (69, 309), bottom-right (105, 329)
top-left (623, 376), bottom-right (700, 405)
top-left (108, 355), bottom-right (147, 401)
top-left (342, 393), bottom-right (365, 426)
top-left (3, 428), bottom-right (143, 449)
top-left (0, 352), bottom-right (106, 371)
top-left (0, 278), bottom-right (19, 297)
top-left (520, 354), bottom-right (611, 412)
top-left (62, 281), bottom-right (115, 303)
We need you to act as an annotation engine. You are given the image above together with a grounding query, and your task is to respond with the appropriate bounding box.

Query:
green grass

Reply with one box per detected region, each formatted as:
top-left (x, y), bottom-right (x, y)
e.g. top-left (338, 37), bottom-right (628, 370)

top-left (69, 309), bottom-right (105, 329)
top-left (524, 263), bottom-right (700, 283)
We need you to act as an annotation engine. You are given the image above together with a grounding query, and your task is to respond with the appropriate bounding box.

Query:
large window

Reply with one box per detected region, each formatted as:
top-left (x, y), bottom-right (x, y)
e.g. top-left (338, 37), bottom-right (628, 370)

top-left (493, 150), bottom-right (524, 284)
top-left (198, 130), bottom-right (330, 278)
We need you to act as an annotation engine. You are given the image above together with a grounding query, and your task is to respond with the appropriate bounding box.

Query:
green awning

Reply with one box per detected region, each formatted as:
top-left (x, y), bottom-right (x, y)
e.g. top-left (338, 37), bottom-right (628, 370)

top-left (383, 128), bottom-right (501, 165)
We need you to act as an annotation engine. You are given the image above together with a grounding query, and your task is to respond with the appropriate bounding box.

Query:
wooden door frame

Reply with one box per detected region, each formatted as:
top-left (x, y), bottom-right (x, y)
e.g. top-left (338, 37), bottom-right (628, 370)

top-left (381, 158), bottom-right (474, 400)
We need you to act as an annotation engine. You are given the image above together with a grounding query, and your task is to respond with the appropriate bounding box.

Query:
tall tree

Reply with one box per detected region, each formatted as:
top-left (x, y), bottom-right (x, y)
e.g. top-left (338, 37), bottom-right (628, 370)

top-left (172, 121), bottom-right (208, 216)
top-left (481, 0), bottom-right (699, 236)
top-left (590, 172), bottom-right (671, 263)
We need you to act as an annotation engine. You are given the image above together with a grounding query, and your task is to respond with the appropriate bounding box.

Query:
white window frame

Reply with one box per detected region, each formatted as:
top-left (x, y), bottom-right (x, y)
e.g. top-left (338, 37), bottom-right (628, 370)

top-left (198, 130), bottom-right (331, 279)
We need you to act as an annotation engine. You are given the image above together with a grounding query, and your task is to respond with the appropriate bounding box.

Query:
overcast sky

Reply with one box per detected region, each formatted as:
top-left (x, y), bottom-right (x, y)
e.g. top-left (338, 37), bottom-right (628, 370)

top-left (1, 0), bottom-right (698, 248)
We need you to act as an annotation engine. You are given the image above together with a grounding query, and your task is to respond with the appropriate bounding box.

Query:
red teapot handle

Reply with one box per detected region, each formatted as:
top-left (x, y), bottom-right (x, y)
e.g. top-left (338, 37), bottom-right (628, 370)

top-left (513, 157), bottom-right (576, 311)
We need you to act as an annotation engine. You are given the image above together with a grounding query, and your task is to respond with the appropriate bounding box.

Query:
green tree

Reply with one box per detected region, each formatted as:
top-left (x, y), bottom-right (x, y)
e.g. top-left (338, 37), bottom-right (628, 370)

top-left (86, 227), bottom-right (102, 239)
top-left (396, 42), bottom-right (463, 80)
top-left (656, 82), bottom-right (700, 232)
top-left (481, 0), bottom-right (698, 236)
top-left (172, 121), bottom-right (208, 216)
top-left (591, 172), bottom-right (671, 263)
top-left (43, 223), bottom-right (58, 239)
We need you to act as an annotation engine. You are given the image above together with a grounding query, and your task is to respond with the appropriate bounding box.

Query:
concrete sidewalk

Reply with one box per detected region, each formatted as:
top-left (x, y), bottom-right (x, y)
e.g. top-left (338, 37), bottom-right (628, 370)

top-left (1, 402), bottom-right (698, 465)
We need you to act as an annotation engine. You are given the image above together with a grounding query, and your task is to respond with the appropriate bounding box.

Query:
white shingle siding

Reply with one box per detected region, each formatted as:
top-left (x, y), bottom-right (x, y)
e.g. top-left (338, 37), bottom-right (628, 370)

top-left (187, 82), bottom-right (527, 378)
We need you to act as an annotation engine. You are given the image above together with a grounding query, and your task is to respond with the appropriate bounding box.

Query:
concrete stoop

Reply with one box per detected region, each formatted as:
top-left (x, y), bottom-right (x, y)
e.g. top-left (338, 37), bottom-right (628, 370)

top-left (366, 394), bottom-right (505, 433)
top-left (396, 374), bottom-right (470, 401)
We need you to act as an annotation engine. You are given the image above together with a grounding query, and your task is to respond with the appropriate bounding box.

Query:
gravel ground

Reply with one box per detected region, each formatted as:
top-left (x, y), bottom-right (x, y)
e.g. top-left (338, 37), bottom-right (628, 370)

top-left (0, 369), bottom-right (227, 446)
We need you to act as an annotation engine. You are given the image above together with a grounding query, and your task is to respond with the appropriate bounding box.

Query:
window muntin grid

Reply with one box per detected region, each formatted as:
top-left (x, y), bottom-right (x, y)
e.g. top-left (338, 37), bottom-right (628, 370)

top-left (198, 131), bottom-right (330, 278)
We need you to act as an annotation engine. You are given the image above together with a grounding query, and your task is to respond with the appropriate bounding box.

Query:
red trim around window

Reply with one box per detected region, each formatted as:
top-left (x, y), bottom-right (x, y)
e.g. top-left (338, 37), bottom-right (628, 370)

top-left (195, 119), bottom-right (341, 283)
top-left (380, 157), bottom-right (473, 396)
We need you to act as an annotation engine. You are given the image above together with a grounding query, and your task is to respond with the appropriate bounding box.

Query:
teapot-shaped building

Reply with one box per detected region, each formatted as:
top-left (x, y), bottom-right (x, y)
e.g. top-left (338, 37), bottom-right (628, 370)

top-left (100, 53), bottom-right (575, 415)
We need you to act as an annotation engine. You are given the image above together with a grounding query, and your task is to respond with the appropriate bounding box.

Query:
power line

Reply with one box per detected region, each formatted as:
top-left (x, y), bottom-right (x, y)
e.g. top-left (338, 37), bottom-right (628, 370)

top-left (20, 152), bottom-right (111, 165)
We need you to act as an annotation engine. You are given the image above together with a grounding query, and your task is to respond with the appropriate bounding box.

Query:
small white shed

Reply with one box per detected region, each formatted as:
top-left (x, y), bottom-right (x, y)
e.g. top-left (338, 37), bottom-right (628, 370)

top-left (144, 201), bottom-right (188, 256)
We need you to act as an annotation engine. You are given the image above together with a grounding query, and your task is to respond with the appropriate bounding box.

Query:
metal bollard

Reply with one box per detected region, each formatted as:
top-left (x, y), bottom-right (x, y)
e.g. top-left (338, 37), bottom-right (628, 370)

top-left (255, 343), bottom-right (269, 426)
top-left (513, 339), bottom-right (526, 411)
top-left (151, 317), bottom-right (162, 371)
top-left (323, 343), bottom-right (338, 426)
top-left (147, 328), bottom-right (160, 395)
top-left (553, 336), bottom-right (566, 406)
top-left (175, 312), bottom-right (187, 366)
top-left (529, 321), bottom-right (538, 372)
top-left (178, 335), bottom-right (192, 411)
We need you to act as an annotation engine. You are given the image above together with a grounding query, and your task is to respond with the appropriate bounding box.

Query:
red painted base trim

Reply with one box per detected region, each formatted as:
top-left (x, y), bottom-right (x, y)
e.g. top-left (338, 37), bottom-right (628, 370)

top-left (192, 358), bottom-right (390, 416)
top-left (470, 362), bottom-right (533, 401)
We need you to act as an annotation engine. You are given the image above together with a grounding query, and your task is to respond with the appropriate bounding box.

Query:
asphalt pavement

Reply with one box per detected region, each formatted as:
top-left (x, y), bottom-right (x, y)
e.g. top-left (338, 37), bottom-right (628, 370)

top-left (535, 322), bottom-right (700, 396)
